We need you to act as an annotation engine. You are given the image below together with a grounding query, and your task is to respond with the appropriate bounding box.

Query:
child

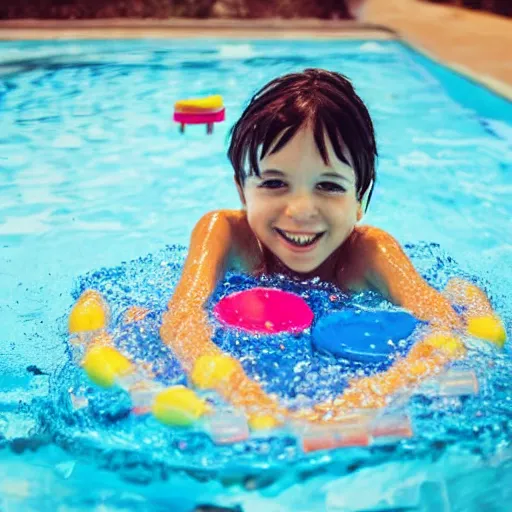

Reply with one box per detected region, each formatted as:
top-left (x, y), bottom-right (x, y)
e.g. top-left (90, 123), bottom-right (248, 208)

top-left (76, 69), bottom-right (504, 423)
top-left (156, 68), bottom-right (505, 418)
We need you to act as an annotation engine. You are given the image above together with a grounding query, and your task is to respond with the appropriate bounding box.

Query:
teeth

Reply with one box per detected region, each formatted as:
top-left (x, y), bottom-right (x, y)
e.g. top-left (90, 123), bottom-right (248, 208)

top-left (281, 231), bottom-right (318, 246)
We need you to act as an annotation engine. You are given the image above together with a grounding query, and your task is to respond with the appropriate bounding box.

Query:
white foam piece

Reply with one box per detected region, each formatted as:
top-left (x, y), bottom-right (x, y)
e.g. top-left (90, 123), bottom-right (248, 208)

top-left (359, 42), bottom-right (392, 54)
top-left (217, 44), bottom-right (257, 60)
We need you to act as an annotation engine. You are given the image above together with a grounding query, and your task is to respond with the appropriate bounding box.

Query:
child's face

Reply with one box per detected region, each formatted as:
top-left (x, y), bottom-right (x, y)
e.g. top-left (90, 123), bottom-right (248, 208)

top-left (238, 124), bottom-right (362, 274)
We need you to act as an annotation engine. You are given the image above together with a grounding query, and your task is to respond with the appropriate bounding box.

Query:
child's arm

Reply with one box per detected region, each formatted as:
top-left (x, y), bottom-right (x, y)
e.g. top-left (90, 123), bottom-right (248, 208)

top-left (319, 227), bottom-right (506, 416)
top-left (313, 226), bottom-right (467, 416)
top-left (160, 210), bottom-right (232, 366)
top-left (159, 210), bottom-right (281, 416)
top-left (358, 226), bottom-right (462, 329)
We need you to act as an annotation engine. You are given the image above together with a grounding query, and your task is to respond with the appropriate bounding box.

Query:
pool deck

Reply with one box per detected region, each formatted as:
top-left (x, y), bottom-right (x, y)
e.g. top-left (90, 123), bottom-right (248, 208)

top-left (0, 0), bottom-right (510, 99)
top-left (364, 0), bottom-right (512, 99)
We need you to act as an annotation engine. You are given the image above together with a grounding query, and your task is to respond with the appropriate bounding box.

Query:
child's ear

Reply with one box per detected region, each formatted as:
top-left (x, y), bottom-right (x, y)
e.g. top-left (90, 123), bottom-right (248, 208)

top-left (235, 177), bottom-right (246, 207)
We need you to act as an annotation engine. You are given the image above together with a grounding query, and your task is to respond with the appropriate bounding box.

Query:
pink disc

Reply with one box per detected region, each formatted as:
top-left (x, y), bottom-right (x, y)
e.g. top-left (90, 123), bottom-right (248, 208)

top-left (173, 108), bottom-right (225, 124)
top-left (213, 287), bottom-right (314, 334)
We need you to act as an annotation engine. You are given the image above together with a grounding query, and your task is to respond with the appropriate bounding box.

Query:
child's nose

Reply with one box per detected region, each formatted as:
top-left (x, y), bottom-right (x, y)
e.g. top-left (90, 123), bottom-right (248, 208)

top-left (285, 193), bottom-right (319, 221)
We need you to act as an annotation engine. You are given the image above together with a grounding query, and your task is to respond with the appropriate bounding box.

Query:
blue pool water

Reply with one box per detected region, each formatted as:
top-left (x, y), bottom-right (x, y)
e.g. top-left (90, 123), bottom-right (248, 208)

top-left (0, 39), bottom-right (511, 511)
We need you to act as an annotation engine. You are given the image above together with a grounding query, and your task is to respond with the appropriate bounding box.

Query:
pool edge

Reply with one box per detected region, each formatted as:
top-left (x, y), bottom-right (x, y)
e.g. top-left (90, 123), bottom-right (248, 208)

top-left (0, 18), bottom-right (510, 101)
top-left (398, 38), bottom-right (512, 105)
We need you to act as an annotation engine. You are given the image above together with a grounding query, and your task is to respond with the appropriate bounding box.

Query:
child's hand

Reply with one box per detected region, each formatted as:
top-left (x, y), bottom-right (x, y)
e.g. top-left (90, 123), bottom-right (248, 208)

top-left (445, 278), bottom-right (506, 348)
top-left (161, 311), bottom-right (285, 419)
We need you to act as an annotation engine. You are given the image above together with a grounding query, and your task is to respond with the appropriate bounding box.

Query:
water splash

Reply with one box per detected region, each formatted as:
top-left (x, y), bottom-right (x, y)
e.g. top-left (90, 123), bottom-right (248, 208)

top-left (23, 242), bottom-right (509, 491)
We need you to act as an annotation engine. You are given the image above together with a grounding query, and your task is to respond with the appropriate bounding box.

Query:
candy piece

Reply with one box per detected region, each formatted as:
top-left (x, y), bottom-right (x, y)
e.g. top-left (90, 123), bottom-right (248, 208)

top-left (248, 413), bottom-right (280, 431)
top-left (152, 386), bottom-right (207, 427)
top-left (69, 290), bottom-right (108, 333)
top-left (301, 424), bottom-right (370, 453)
top-left (82, 346), bottom-right (133, 388)
top-left (467, 315), bottom-right (506, 348)
top-left (190, 354), bottom-right (239, 389)
top-left (424, 333), bottom-right (466, 357)
top-left (206, 411), bottom-right (250, 444)
top-left (422, 369), bottom-right (479, 396)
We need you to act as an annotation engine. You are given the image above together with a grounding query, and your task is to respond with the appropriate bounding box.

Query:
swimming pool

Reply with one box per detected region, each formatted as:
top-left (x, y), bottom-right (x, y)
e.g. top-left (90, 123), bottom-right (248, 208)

top-left (0, 38), bottom-right (511, 511)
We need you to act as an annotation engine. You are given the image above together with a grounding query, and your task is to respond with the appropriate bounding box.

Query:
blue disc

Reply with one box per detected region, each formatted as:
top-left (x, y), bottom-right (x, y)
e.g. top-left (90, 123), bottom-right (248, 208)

top-left (312, 308), bottom-right (420, 364)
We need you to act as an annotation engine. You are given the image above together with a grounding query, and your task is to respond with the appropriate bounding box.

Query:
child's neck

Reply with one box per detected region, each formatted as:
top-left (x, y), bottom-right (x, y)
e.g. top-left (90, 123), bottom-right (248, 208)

top-left (258, 238), bottom-right (349, 284)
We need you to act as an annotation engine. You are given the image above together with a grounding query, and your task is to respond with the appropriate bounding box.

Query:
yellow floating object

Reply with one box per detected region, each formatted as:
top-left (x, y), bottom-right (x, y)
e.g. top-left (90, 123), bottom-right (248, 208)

top-left (152, 386), bottom-right (207, 427)
top-left (407, 360), bottom-right (429, 377)
top-left (424, 333), bottom-right (466, 357)
top-left (467, 315), bottom-right (506, 348)
top-left (69, 290), bottom-right (108, 333)
top-left (191, 355), bottom-right (239, 390)
top-left (442, 338), bottom-right (466, 357)
top-left (82, 346), bottom-right (133, 388)
top-left (174, 95), bottom-right (224, 113)
top-left (248, 413), bottom-right (280, 431)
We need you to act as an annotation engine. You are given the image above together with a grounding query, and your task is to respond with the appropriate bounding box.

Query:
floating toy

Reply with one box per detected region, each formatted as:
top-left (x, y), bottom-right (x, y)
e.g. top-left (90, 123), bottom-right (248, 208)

top-left (68, 276), bottom-right (505, 452)
top-left (173, 95), bottom-right (225, 134)
top-left (81, 343), bottom-right (208, 427)
top-left (67, 292), bottom-right (207, 428)
top-left (190, 354), bottom-right (239, 389)
top-left (213, 287), bottom-right (314, 334)
top-left (298, 411), bottom-right (413, 452)
top-left (467, 315), bottom-right (506, 348)
top-left (82, 345), bottom-right (134, 389)
top-left (312, 309), bottom-right (421, 364)
top-left (151, 386), bottom-right (208, 427)
top-left (68, 290), bottom-right (109, 333)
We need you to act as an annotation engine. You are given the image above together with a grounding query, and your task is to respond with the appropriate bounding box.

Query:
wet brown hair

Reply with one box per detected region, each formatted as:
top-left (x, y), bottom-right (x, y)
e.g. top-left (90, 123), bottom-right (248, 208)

top-left (228, 68), bottom-right (377, 208)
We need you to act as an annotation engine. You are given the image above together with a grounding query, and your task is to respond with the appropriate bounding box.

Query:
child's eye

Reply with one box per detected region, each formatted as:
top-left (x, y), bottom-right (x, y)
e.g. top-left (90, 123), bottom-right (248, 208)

top-left (259, 179), bottom-right (286, 189)
top-left (316, 181), bottom-right (346, 193)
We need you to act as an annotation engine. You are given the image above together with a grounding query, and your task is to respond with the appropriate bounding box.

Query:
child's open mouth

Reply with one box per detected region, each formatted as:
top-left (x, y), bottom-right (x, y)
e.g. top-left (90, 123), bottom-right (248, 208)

top-left (274, 228), bottom-right (325, 248)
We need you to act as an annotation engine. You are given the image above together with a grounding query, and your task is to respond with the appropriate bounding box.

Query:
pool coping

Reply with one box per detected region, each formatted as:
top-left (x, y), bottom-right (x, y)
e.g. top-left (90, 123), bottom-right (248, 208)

top-left (401, 39), bottom-right (512, 104)
top-left (0, 19), bottom-right (396, 42)
top-left (0, 17), bottom-right (511, 102)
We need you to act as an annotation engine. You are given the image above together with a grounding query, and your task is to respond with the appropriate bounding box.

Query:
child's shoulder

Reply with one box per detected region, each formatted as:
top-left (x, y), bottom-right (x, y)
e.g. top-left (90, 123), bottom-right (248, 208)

top-left (337, 226), bottom-right (406, 291)
top-left (353, 224), bottom-right (398, 246)
top-left (350, 225), bottom-right (404, 264)
top-left (194, 209), bottom-right (257, 254)
top-left (196, 209), bottom-right (247, 225)
top-left (192, 209), bottom-right (247, 234)
top-left (198, 209), bottom-right (261, 272)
